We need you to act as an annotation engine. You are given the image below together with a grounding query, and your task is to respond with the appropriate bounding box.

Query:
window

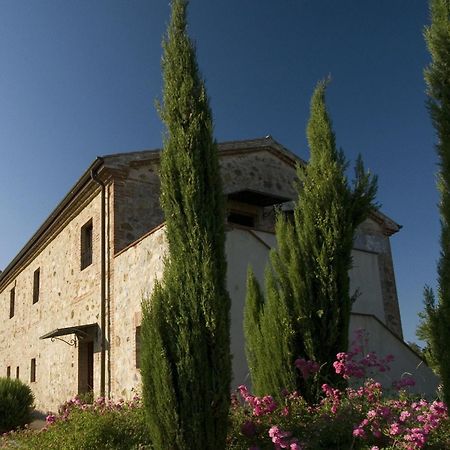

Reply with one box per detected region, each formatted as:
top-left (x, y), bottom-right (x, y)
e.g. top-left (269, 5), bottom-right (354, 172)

top-left (135, 326), bottom-right (141, 369)
top-left (9, 287), bottom-right (15, 319)
top-left (30, 358), bottom-right (36, 382)
top-left (33, 268), bottom-right (40, 304)
top-left (6, 366), bottom-right (10, 378)
top-left (81, 219), bottom-right (93, 270)
top-left (16, 366), bottom-right (19, 379)
top-left (227, 211), bottom-right (255, 228)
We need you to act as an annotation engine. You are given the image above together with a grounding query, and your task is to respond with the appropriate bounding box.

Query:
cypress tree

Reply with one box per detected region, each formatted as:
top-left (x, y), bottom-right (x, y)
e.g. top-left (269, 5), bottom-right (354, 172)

top-left (244, 81), bottom-right (377, 401)
top-left (140, 0), bottom-right (231, 447)
top-left (423, 0), bottom-right (450, 406)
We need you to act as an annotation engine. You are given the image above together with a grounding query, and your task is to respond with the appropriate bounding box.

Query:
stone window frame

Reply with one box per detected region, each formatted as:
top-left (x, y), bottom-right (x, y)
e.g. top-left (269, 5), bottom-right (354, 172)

top-left (9, 287), bottom-right (15, 319)
top-left (33, 268), bottom-right (40, 304)
top-left (30, 358), bottom-right (36, 383)
top-left (80, 219), bottom-right (93, 270)
top-left (135, 326), bottom-right (141, 369)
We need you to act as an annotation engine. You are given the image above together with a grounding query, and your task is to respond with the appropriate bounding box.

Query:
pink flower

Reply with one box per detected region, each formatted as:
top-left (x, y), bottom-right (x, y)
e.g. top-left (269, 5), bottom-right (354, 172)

top-left (389, 422), bottom-right (401, 436)
top-left (295, 358), bottom-right (320, 379)
top-left (238, 385), bottom-right (277, 416)
top-left (399, 410), bottom-right (411, 422)
top-left (45, 414), bottom-right (56, 425)
top-left (269, 425), bottom-right (298, 449)
top-left (393, 375), bottom-right (416, 390)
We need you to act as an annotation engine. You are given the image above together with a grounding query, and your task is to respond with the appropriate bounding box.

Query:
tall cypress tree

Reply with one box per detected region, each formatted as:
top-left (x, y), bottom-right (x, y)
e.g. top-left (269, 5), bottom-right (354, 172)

top-left (423, 0), bottom-right (450, 406)
top-left (245, 81), bottom-right (377, 401)
top-left (140, 1), bottom-right (231, 448)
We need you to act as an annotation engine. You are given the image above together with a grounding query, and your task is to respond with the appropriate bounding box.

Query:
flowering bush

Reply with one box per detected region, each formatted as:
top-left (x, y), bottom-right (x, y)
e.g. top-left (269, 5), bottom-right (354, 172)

top-left (227, 331), bottom-right (450, 450)
top-left (2, 331), bottom-right (450, 449)
top-left (1, 394), bottom-right (151, 449)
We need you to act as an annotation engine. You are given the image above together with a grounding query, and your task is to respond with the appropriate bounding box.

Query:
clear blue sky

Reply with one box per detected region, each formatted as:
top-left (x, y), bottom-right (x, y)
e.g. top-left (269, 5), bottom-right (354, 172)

top-left (0, 0), bottom-right (439, 345)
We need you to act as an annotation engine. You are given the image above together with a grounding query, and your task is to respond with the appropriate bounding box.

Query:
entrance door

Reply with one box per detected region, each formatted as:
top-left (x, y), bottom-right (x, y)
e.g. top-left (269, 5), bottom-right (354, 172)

top-left (78, 341), bottom-right (94, 395)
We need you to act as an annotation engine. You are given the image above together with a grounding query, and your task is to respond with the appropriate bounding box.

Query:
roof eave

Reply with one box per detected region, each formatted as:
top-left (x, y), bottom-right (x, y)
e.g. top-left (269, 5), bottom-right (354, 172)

top-left (0, 157), bottom-right (104, 288)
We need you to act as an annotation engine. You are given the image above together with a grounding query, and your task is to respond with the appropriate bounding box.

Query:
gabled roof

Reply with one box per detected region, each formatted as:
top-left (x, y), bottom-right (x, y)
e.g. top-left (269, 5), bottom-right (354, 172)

top-left (0, 136), bottom-right (399, 288)
top-left (369, 209), bottom-right (402, 237)
top-left (100, 135), bottom-right (304, 168)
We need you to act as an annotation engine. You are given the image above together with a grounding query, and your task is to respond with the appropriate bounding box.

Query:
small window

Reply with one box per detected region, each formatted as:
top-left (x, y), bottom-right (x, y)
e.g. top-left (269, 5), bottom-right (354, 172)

top-left (33, 268), bottom-right (40, 304)
top-left (16, 366), bottom-right (19, 379)
top-left (6, 366), bottom-right (10, 378)
top-left (81, 219), bottom-right (93, 270)
top-left (30, 358), bottom-right (36, 382)
top-left (227, 212), bottom-right (255, 228)
top-left (135, 326), bottom-right (141, 369)
top-left (9, 287), bottom-right (15, 319)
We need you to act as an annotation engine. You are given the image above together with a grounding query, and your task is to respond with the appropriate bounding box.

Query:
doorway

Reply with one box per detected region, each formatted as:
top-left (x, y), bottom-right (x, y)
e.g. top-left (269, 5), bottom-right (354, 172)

top-left (78, 341), bottom-right (94, 395)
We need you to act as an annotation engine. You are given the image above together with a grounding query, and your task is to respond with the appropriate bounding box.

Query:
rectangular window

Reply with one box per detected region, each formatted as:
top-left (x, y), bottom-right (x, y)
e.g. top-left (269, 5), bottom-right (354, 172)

top-left (30, 358), bottom-right (36, 382)
top-left (9, 287), bottom-right (15, 319)
top-left (6, 366), bottom-right (10, 378)
top-left (135, 326), bottom-right (141, 369)
top-left (16, 366), bottom-right (19, 379)
top-left (227, 211), bottom-right (255, 228)
top-left (33, 268), bottom-right (40, 304)
top-left (81, 219), bottom-right (93, 270)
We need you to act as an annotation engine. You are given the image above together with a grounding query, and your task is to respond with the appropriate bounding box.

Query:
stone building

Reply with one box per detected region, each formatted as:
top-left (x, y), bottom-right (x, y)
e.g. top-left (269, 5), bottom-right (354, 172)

top-left (0, 137), bottom-right (437, 412)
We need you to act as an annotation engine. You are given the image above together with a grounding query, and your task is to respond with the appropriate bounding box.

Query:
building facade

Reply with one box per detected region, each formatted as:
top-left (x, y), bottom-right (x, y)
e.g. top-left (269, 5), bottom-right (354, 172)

top-left (0, 137), bottom-right (437, 412)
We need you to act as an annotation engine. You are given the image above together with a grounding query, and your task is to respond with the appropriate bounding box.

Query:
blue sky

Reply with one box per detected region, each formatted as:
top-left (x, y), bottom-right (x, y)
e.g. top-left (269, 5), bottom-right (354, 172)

top-left (0, 1), bottom-right (438, 345)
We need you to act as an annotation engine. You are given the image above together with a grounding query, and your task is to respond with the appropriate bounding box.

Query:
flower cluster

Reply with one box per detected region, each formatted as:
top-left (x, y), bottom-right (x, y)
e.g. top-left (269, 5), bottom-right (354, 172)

top-left (352, 397), bottom-right (447, 449)
top-left (332, 329), bottom-right (394, 381)
top-left (268, 425), bottom-right (302, 450)
top-left (45, 393), bottom-right (142, 428)
top-left (228, 331), bottom-right (449, 450)
top-left (238, 385), bottom-right (277, 416)
top-left (321, 383), bottom-right (342, 414)
top-left (392, 375), bottom-right (416, 391)
top-left (294, 358), bottom-right (320, 380)
top-left (333, 349), bottom-right (393, 380)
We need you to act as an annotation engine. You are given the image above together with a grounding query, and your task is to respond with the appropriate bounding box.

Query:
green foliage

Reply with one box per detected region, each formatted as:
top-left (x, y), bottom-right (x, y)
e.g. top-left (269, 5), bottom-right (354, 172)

top-left (140, 0), bottom-right (231, 448)
top-left (244, 266), bottom-right (296, 396)
top-left (415, 289), bottom-right (440, 375)
top-left (2, 390), bottom-right (450, 450)
top-left (244, 80), bottom-right (377, 401)
top-left (0, 377), bottom-right (34, 433)
top-left (1, 404), bottom-right (150, 449)
top-left (423, 0), bottom-right (450, 406)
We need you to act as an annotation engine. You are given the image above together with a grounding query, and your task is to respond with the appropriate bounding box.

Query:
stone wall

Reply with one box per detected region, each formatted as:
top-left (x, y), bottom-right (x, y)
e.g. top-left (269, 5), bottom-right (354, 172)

top-left (111, 160), bottom-right (163, 254)
top-left (110, 226), bottom-right (165, 398)
top-left (110, 148), bottom-right (298, 253)
top-left (0, 190), bottom-right (104, 411)
top-left (220, 149), bottom-right (297, 200)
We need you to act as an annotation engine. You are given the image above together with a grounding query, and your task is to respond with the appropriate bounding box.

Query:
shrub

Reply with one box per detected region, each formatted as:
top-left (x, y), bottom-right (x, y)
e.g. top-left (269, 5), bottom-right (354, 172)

top-left (227, 342), bottom-right (450, 450)
top-left (1, 395), bottom-right (151, 449)
top-left (0, 377), bottom-right (34, 433)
